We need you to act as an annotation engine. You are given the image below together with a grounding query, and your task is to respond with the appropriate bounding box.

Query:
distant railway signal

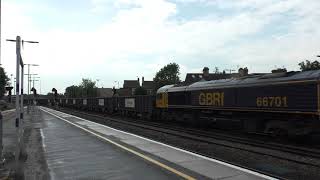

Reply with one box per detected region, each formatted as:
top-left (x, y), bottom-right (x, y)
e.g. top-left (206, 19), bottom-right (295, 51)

top-left (52, 88), bottom-right (58, 97)
top-left (31, 87), bottom-right (37, 95)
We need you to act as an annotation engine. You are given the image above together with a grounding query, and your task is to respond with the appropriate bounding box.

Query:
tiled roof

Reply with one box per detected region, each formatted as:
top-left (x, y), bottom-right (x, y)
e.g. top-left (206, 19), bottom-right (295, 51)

top-left (123, 80), bottom-right (139, 88)
top-left (184, 73), bottom-right (232, 84)
top-left (142, 81), bottom-right (154, 89)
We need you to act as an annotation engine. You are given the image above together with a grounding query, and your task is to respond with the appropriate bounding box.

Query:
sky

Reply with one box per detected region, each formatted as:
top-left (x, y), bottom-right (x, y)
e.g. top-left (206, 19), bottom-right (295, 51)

top-left (1, 0), bottom-right (320, 94)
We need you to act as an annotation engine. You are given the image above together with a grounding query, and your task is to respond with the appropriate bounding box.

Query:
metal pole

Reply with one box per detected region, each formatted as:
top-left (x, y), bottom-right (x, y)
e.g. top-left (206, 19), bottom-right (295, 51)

top-left (10, 74), bottom-right (13, 86)
top-left (15, 36), bottom-right (21, 128)
top-left (19, 65), bottom-right (25, 162)
top-left (0, 0), bottom-right (1, 65)
top-left (27, 65), bottom-right (30, 113)
top-left (15, 36), bottom-right (21, 172)
top-left (6, 37), bottom-right (38, 174)
top-left (14, 80), bottom-right (16, 95)
top-left (27, 65), bottom-right (30, 95)
top-left (20, 66), bottom-right (24, 120)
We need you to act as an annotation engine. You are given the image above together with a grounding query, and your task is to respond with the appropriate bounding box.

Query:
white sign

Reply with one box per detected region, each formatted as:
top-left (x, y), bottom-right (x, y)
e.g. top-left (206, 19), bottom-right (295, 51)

top-left (125, 98), bottom-right (135, 108)
top-left (99, 99), bottom-right (104, 106)
top-left (83, 99), bottom-right (87, 105)
top-left (73, 99), bottom-right (76, 104)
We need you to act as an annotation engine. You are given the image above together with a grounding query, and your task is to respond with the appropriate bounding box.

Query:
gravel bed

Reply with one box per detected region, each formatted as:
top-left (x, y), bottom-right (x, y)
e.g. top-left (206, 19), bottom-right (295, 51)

top-left (58, 108), bottom-right (320, 180)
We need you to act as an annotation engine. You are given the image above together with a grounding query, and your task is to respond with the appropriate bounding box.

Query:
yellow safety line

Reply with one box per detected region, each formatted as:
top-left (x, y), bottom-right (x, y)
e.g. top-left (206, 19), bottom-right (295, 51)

top-left (41, 108), bottom-right (196, 180)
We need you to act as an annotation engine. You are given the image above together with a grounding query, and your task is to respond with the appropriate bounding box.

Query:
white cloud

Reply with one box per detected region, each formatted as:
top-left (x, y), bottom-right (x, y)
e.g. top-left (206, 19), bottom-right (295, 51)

top-left (1, 0), bottom-right (320, 94)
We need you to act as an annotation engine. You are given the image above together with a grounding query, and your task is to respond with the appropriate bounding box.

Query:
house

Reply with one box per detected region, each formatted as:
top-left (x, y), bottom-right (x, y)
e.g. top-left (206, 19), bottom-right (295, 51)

top-left (96, 88), bottom-right (113, 97)
top-left (141, 77), bottom-right (155, 95)
top-left (118, 78), bottom-right (140, 96)
top-left (123, 79), bottom-right (140, 89)
top-left (116, 88), bottom-right (132, 96)
top-left (115, 77), bottom-right (155, 96)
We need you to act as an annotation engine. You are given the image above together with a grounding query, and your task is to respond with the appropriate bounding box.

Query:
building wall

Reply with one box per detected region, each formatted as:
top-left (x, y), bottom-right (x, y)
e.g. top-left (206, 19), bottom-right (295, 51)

top-left (97, 88), bottom-right (113, 97)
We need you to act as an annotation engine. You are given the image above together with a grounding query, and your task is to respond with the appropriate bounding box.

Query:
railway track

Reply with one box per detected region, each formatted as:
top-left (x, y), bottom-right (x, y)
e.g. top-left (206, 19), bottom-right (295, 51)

top-left (55, 107), bottom-right (320, 169)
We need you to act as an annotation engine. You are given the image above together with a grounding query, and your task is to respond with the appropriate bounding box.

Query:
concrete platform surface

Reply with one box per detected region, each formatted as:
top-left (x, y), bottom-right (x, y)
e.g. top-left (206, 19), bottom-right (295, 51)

top-left (1, 107), bottom-right (50, 179)
top-left (40, 109), bottom-right (190, 180)
top-left (40, 107), bottom-right (277, 180)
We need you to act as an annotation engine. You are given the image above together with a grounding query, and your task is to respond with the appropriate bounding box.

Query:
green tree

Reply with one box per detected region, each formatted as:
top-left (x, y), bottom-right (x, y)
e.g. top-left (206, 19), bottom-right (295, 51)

top-left (214, 67), bottom-right (219, 74)
top-left (298, 60), bottom-right (320, 71)
top-left (65, 85), bottom-right (82, 98)
top-left (153, 63), bottom-right (181, 90)
top-left (134, 86), bottom-right (147, 95)
top-left (64, 78), bottom-right (97, 98)
top-left (80, 78), bottom-right (97, 97)
top-left (0, 67), bottom-right (9, 98)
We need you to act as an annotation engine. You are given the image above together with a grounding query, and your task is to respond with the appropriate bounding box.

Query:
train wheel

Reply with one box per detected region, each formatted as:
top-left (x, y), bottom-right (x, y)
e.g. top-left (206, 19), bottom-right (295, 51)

top-left (265, 120), bottom-right (289, 138)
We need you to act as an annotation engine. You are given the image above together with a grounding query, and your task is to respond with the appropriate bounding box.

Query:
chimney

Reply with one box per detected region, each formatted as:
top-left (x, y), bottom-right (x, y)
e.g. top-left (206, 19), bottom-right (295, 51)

top-left (238, 68), bottom-right (244, 77)
top-left (142, 77), bottom-right (144, 86)
top-left (238, 67), bottom-right (248, 77)
top-left (203, 67), bottom-right (209, 77)
top-left (137, 77), bottom-right (140, 86)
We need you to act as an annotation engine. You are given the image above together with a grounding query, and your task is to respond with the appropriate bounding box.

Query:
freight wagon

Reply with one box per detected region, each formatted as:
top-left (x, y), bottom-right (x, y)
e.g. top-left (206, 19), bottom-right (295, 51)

top-left (53, 70), bottom-right (320, 137)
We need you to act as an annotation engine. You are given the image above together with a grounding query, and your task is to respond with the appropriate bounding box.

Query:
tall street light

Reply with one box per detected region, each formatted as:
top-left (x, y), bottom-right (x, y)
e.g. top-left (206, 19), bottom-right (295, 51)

top-left (32, 79), bottom-right (40, 95)
top-left (13, 78), bottom-right (16, 95)
top-left (10, 74), bottom-right (13, 86)
top-left (32, 76), bottom-right (40, 89)
top-left (6, 36), bottom-right (39, 171)
top-left (28, 74), bottom-right (38, 93)
top-left (24, 64), bottom-right (39, 96)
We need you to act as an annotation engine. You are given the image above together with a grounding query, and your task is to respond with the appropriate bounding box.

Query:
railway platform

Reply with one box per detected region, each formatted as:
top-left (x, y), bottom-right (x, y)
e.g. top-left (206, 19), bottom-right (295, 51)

top-left (1, 106), bottom-right (277, 179)
top-left (40, 106), bottom-right (276, 180)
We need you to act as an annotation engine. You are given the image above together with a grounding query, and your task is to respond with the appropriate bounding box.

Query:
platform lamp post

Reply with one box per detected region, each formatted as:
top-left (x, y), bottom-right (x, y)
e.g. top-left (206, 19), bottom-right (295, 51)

top-left (10, 74), bottom-right (13, 86)
top-left (31, 77), bottom-right (40, 100)
top-left (25, 64), bottom-right (39, 113)
top-left (26, 73), bottom-right (37, 114)
top-left (24, 64), bottom-right (39, 95)
top-left (25, 74), bottom-right (38, 89)
top-left (13, 78), bottom-right (16, 95)
top-left (32, 77), bottom-right (40, 89)
top-left (6, 36), bottom-right (39, 174)
top-left (29, 74), bottom-right (38, 95)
